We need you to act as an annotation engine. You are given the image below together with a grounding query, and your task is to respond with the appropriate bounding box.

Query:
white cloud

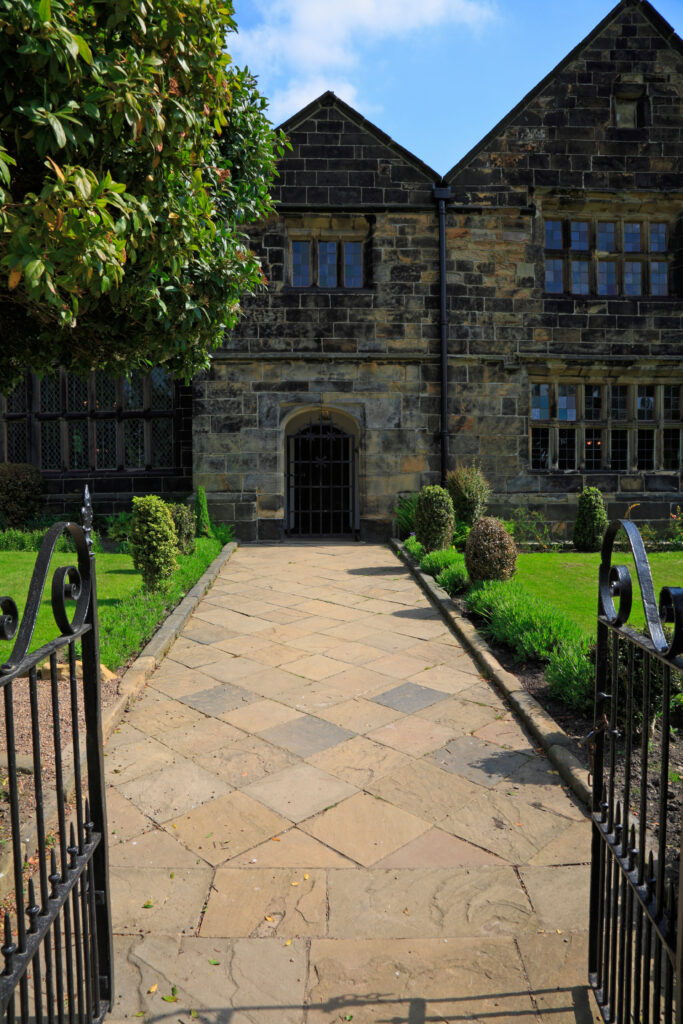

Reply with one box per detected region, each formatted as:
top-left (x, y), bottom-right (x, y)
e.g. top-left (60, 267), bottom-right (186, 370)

top-left (230, 0), bottom-right (496, 123)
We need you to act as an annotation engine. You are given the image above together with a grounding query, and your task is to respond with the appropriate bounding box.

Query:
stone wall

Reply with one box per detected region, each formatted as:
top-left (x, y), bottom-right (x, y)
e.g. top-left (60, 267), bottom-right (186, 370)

top-left (196, 2), bottom-right (683, 541)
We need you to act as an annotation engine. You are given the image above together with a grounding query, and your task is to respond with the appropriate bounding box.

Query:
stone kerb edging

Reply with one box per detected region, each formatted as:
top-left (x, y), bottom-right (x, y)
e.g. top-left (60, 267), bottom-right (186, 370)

top-left (390, 539), bottom-right (591, 808)
top-left (0, 542), bottom-right (237, 901)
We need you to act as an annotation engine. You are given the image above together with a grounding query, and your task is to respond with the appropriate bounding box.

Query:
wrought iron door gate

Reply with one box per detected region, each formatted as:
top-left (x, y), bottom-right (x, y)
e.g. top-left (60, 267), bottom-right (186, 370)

top-left (0, 488), bottom-right (113, 1024)
top-left (589, 519), bottom-right (683, 1023)
top-left (286, 418), bottom-right (357, 536)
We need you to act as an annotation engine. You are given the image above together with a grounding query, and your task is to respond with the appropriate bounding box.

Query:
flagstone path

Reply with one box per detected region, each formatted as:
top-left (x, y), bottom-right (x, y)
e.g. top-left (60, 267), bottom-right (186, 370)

top-left (107, 542), bottom-right (596, 1024)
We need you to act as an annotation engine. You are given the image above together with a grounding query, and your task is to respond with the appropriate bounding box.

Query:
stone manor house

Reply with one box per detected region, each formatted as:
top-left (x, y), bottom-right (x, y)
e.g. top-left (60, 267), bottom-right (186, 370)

top-left (3, 0), bottom-right (683, 541)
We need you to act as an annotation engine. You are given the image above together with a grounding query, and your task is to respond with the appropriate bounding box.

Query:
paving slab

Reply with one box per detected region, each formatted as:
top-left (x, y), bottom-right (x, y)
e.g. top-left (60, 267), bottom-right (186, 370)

top-left (260, 714), bottom-right (354, 757)
top-left (201, 867), bottom-right (327, 937)
top-left (108, 541), bottom-right (592, 1022)
top-left (242, 763), bottom-right (358, 822)
top-left (371, 681), bottom-right (451, 713)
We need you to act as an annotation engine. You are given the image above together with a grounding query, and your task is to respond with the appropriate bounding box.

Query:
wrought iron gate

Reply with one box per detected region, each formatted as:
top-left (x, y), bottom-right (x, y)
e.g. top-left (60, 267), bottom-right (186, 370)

top-left (589, 519), bottom-right (683, 1023)
top-left (0, 487), bottom-right (112, 1024)
top-left (286, 418), bottom-right (358, 537)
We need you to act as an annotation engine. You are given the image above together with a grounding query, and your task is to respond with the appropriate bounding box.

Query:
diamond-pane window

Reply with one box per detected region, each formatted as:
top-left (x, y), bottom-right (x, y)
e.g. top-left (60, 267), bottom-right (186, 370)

top-left (96, 374), bottom-right (117, 410)
top-left (344, 242), bottom-right (363, 287)
top-left (67, 375), bottom-right (89, 412)
top-left (318, 242), bottom-right (337, 288)
top-left (651, 262), bottom-right (668, 296)
top-left (558, 384), bottom-right (577, 422)
top-left (545, 221), bottom-right (563, 249)
top-left (611, 385), bottom-right (628, 420)
top-left (637, 430), bottom-right (655, 470)
top-left (663, 429), bottom-right (681, 471)
top-left (41, 421), bottom-right (61, 470)
top-left (531, 428), bottom-right (549, 470)
top-left (6, 383), bottom-right (26, 414)
top-left (558, 429), bottom-right (576, 470)
top-left (151, 418), bottom-right (173, 467)
top-left (68, 421), bottom-right (89, 470)
top-left (624, 223), bottom-right (641, 253)
top-left (150, 368), bottom-right (173, 409)
top-left (585, 428), bottom-right (602, 470)
top-left (6, 421), bottom-right (27, 463)
top-left (650, 223), bottom-right (667, 252)
top-left (598, 262), bottom-right (618, 296)
top-left (664, 386), bottom-right (680, 420)
top-left (598, 223), bottom-right (616, 251)
top-left (292, 241), bottom-right (311, 287)
top-left (624, 261), bottom-right (642, 296)
top-left (570, 222), bottom-right (589, 250)
top-left (96, 420), bottom-right (117, 469)
top-left (571, 261), bottom-right (589, 295)
top-left (585, 385), bottom-right (602, 420)
top-left (637, 385), bottom-right (655, 421)
top-left (124, 419), bottom-right (145, 468)
top-left (545, 259), bottom-right (563, 293)
top-left (531, 383), bottom-right (550, 421)
top-left (40, 376), bottom-right (60, 413)
top-left (124, 373), bottom-right (144, 409)
top-left (611, 430), bottom-right (628, 471)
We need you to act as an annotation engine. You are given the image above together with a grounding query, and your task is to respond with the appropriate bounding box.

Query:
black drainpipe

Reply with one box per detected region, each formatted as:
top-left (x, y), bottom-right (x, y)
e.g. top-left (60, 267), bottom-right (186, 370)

top-left (433, 185), bottom-right (452, 487)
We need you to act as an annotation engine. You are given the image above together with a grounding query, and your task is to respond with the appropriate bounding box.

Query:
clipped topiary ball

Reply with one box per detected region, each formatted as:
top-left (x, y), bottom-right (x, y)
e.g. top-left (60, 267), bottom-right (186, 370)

top-left (465, 516), bottom-right (518, 582)
top-left (573, 486), bottom-right (609, 552)
top-left (414, 485), bottom-right (455, 552)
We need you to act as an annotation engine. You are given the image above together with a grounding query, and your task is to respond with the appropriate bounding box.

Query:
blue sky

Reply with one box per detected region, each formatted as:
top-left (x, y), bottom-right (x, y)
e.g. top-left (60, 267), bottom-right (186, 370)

top-left (230, 0), bottom-right (683, 175)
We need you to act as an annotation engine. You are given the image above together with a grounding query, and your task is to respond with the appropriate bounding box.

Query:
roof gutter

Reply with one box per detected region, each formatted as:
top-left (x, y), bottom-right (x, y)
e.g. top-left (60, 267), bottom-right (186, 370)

top-left (434, 185), bottom-right (452, 487)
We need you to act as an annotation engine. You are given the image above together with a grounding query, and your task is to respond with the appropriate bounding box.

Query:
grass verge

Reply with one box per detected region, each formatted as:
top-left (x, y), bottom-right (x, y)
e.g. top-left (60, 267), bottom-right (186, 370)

top-left (0, 537), bottom-right (223, 671)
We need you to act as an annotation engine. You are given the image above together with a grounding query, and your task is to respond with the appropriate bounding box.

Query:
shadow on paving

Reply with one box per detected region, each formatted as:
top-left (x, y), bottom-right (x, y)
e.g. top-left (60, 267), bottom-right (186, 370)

top-left (346, 566), bottom-right (407, 576)
top-left (121, 986), bottom-right (594, 1023)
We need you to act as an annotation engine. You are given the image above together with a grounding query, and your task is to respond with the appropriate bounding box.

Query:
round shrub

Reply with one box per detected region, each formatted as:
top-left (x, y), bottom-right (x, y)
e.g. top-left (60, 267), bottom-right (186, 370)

top-left (129, 495), bottom-right (179, 591)
top-left (446, 463), bottom-right (491, 527)
top-left (573, 487), bottom-right (608, 552)
top-left (0, 463), bottom-right (43, 527)
top-left (465, 516), bottom-right (518, 582)
top-left (414, 486), bottom-right (454, 552)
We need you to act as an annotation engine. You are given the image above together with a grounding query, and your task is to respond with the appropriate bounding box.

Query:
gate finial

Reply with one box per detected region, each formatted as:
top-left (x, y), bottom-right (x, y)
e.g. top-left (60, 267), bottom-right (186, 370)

top-left (81, 485), bottom-right (94, 552)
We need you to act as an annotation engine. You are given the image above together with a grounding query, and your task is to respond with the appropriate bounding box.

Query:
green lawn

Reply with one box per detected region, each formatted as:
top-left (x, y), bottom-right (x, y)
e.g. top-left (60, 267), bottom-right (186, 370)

top-left (0, 537), bottom-right (222, 671)
top-left (515, 550), bottom-right (683, 639)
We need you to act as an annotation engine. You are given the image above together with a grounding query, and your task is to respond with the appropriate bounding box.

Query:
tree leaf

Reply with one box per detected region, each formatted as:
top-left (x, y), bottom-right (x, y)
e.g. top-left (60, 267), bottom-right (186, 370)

top-left (208, 959), bottom-right (219, 966)
top-left (72, 34), bottom-right (93, 64)
top-left (37, 0), bottom-right (51, 22)
top-left (47, 114), bottom-right (66, 148)
top-left (8, 268), bottom-right (21, 291)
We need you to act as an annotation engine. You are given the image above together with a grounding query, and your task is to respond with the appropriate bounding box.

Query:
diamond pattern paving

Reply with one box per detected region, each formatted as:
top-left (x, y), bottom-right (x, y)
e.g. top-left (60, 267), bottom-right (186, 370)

top-left (107, 541), bottom-right (593, 1024)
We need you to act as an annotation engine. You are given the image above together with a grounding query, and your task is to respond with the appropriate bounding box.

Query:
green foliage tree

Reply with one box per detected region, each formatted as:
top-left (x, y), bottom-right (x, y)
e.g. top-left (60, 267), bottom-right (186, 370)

top-left (0, 0), bottom-right (287, 386)
top-left (414, 485), bottom-right (454, 552)
top-left (573, 487), bottom-right (609, 552)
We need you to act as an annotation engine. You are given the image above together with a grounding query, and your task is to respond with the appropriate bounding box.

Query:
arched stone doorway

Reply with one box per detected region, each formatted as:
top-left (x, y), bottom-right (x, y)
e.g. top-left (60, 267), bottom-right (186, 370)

top-left (284, 408), bottom-right (360, 537)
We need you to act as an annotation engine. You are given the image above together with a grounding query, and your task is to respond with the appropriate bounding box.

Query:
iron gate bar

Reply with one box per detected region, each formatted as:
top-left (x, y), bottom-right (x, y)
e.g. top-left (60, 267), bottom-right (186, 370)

top-left (588, 518), bottom-right (683, 1024)
top-left (0, 487), bottom-right (112, 1024)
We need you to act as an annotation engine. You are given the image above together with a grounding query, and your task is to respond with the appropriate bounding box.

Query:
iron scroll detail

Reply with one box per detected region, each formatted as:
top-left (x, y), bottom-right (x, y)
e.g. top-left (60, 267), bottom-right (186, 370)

top-left (0, 500), bottom-right (93, 675)
top-left (599, 518), bottom-right (683, 659)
